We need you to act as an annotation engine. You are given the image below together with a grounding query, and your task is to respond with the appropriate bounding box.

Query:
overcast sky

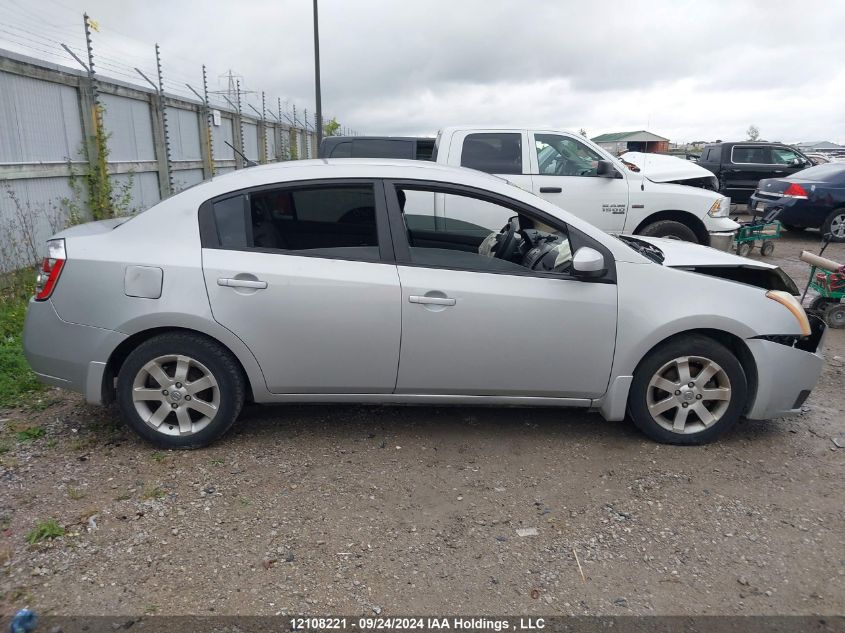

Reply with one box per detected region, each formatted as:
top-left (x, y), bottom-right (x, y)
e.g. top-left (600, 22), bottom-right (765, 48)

top-left (3, 0), bottom-right (844, 144)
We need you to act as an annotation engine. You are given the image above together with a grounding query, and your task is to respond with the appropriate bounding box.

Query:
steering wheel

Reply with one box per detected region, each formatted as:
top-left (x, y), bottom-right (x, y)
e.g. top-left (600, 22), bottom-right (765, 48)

top-left (494, 216), bottom-right (521, 260)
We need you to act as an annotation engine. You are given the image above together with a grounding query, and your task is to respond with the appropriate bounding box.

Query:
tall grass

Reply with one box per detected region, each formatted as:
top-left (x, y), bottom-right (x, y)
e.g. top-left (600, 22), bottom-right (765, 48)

top-left (0, 268), bottom-right (42, 407)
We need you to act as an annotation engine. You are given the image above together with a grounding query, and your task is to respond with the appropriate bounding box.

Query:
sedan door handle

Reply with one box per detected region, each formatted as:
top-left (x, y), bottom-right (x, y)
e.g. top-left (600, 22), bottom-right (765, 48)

top-left (539, 187), bottom-right (562, 193)
top-left (218, 277), bottom-right (268, 289)
top-left (409, 295), bottom-right (456, 306)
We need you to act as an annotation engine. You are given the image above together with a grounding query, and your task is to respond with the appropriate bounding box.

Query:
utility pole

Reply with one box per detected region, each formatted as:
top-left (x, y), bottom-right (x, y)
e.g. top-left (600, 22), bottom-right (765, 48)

top-left (313, 0), bottom-right (322, 148)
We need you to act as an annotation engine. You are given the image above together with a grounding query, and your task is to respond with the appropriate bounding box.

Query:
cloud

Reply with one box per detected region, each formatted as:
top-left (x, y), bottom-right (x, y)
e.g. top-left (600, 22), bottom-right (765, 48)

top-left (2, 0), bottom-right (844, 143)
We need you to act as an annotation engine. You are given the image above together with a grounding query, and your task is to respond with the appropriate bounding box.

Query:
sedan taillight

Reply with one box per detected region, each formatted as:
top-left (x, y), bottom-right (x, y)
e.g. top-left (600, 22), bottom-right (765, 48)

top-left (34, 239), bottom-right (66, 301)
top-left (783, 183), bottom-right (809, 199)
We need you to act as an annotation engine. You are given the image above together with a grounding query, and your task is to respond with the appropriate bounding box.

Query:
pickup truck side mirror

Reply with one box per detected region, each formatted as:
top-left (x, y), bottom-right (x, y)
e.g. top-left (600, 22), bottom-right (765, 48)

top-left (596, 160), bottom-right (617, 178)
top-left (572, 247), bottom-right (607, 279)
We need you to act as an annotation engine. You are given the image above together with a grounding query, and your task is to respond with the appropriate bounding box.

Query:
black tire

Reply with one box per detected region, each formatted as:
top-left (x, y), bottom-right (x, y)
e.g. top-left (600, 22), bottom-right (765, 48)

top-left (760, 241), bottom-right (775, 257)
top-left (117, 332), bottom-right (246, 449)
top-left (781, 223), bottom-right (804, 232)
top-left (639, 220), bottom-right (699, 243)
top-left (821, 208), bottom-right (845, 243)
top-left (736, 242), bottom-right (753, 257)
top-left (628, 335), bottom-right (748, 445)
top-left (825, 304), bottom-right (845, 329)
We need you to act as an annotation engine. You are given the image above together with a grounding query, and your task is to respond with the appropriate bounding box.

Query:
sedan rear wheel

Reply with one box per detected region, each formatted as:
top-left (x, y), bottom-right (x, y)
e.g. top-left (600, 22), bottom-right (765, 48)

top-left (822, 209), bottom-right (845, 242)
top-left (117, 333), bottom-right (245, 448)
top-left (628, 336), bottom-right (747, 444)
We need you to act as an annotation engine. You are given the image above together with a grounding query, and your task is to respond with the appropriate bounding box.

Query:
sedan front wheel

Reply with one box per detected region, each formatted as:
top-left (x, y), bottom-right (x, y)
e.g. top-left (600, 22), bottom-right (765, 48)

top-left (117, 333), bottom-right (246, 448)
top-left (628, 336), bottom-right (747, 444)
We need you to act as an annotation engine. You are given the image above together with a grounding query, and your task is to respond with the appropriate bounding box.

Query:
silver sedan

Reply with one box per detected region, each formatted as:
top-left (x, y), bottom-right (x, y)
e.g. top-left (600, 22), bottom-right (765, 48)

top-left (24, 160), bottom-right (826, 448)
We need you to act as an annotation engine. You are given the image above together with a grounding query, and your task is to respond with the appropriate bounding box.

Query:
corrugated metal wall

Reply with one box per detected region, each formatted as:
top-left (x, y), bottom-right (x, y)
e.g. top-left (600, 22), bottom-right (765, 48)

top-left (0, 71), bottom-right (85, 165)
top-left (0, 48), bottom-right (319, 269)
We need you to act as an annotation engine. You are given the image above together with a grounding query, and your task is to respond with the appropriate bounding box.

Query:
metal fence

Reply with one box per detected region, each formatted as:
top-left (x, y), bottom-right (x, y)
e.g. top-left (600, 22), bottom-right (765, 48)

top-left (0, 44), bottom-right (319, 205)
top-left (0, 22), bottom-right (356, 271)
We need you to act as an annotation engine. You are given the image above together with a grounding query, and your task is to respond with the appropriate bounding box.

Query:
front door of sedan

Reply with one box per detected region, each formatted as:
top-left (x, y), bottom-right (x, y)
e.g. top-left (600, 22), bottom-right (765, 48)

top-left (199, 181), bottom-right (402, 394)
top-left (528, 132), bottom-right (629, 234)
top-left (385, 182), bottom-right (618, 399)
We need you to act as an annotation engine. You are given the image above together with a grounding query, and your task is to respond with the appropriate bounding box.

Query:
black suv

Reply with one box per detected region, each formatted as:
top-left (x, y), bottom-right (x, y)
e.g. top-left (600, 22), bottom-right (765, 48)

top-left (698, 142), bottom-right (812, 204)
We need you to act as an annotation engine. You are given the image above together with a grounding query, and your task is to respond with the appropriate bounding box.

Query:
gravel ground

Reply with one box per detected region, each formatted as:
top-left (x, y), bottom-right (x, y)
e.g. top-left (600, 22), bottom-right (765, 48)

top-left (1, 224), bottom-right (843, 617)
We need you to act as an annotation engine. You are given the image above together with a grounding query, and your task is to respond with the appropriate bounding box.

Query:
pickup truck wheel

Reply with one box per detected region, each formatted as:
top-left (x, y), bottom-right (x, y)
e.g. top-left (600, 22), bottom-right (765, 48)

top-left (628, 335), bottom-right (747, 445)
top-left (117, 333), bottom-right (246, 449)
top-left (639, 220), bottom-right (699, 243)
top-left (821, 209), bottom-right (845, 242)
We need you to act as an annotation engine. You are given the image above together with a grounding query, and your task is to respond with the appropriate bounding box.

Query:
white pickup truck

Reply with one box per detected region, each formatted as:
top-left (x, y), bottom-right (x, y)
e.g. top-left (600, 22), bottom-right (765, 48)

top-left (321, 127), bottom-right (739, 249)
top-left (434, 127), bottom-right (738, 249)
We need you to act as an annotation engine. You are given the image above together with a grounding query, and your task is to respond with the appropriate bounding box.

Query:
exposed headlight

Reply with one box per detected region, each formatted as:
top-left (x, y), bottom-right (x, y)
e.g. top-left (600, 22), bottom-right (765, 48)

top-left (766, 290), bottom-right (811, 336)
top-left (708, 197), bottom-right (731, 218)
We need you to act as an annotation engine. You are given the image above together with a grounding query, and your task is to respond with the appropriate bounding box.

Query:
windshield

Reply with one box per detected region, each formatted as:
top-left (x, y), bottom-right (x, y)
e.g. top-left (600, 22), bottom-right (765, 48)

top-left (618, 235), bottom-right (665, 264)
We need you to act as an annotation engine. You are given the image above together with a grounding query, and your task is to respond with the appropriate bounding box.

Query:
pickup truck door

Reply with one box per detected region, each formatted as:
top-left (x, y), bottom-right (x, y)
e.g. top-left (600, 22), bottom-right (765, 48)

top-left (724, 145), bottom-right (776, 203)
top-left (527, 132), bottom-right (629, 233)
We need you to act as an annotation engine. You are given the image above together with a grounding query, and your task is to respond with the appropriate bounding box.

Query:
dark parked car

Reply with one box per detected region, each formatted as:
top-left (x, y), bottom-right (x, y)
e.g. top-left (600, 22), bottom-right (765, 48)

top-left (698, 142), bottom-right (813, 203)
top-left (750, 163), bottom-right (845, 241)
top-left (319, 136), bottom-right (436, 161)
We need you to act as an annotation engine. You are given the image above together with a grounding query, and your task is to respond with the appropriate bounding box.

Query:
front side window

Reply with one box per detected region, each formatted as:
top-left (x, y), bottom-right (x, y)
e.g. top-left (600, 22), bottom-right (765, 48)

top-left (771, 147), bottom-right (803, 165)
top-left (460, 133), bottom-right (523, 175)
top-left (535, 134), bottom-right (603, 177)
top-left (394, 185), bottom-right (572, 275)
top-left (210, 184), bottom-right (379, 260)
top-left (732, 146), bottom-right (770, 164)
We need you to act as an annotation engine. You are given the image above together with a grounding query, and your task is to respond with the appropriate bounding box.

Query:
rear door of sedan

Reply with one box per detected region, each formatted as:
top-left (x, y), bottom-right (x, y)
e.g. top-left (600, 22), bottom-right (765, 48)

top-left (199, 179), bottom-right (402, 394)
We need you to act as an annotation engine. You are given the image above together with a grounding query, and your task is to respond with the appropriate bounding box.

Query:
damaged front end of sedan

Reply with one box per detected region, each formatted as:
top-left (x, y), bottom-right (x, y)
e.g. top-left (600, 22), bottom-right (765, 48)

top-left (621, 234), bottom-right (826, 355)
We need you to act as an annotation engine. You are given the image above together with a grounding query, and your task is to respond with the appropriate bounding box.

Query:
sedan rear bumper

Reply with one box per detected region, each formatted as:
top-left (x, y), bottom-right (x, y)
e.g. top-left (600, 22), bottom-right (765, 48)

top-left (744, 333), bottom-right (825, 420)
top-left (23, 298), bottom-right (126, 404)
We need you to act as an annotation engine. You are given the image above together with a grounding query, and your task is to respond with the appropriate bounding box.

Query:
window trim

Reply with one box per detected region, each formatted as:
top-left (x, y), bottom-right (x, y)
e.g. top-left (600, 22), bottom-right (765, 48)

top-left (198, 178), bottom-right (395, 264)
top-left (383, 179), bottom-right (616, 283)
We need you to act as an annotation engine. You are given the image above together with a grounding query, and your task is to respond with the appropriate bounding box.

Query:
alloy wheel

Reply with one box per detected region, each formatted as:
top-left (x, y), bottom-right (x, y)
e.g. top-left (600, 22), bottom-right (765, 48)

top-left (132, 354), bottom-right (220, 436)
top-left (645, 355), bottom-right (732, 434)
top-left (830, 213), bottom-right (845, 239)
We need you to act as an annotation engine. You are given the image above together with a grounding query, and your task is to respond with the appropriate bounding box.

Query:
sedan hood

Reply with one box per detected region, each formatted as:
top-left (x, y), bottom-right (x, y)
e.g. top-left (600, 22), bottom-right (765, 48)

top-left (621, 151), bottom-right (718, 188)
top-left (634, 236), bottom-right (775, 269)
top-left (632, 235), bottom-right (799, 294)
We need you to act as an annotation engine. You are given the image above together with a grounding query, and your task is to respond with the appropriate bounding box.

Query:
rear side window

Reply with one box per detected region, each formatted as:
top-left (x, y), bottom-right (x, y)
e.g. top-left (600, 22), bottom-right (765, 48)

top-left (209, 185), bottom-right (379, 260)
top-left (352, 139), bottom-right (413, 159)
top-left (732, 146), bottom-right (770, 164)
top-left (460, 133), bottom-right (522, 175)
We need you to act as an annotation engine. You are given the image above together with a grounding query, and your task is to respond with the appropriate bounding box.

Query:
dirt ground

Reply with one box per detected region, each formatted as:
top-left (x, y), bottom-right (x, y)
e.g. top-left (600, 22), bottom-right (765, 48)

top-left (1, 222), bottom-right (843, 617)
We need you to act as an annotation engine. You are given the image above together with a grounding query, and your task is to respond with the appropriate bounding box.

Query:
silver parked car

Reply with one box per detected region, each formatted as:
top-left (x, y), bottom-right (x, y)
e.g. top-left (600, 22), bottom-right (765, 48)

top-left (24, 160), bottom-right (826, 448)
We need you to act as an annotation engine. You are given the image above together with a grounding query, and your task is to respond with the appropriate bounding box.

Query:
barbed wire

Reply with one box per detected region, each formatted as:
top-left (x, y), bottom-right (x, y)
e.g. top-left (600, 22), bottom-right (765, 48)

top-left (0, 1), bottom-right (358, 134)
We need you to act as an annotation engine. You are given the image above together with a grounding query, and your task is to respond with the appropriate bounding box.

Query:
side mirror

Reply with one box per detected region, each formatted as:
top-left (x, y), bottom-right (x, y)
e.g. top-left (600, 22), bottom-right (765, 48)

top-left (572, 247), bottom-right (607, 278)
top-left (596, 160), bottom-right (617, 178)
